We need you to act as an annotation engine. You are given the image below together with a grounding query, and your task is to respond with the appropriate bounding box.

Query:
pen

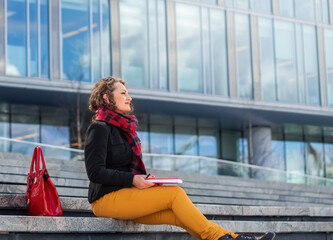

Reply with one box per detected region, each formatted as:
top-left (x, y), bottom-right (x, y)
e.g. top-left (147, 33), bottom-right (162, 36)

top-left (145, 173), bottom-right (151, 180)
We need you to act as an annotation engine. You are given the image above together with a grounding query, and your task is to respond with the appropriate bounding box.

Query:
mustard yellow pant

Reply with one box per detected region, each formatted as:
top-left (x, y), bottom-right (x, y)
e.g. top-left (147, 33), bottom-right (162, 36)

top-left (91, 186), bottom-right (238, 240)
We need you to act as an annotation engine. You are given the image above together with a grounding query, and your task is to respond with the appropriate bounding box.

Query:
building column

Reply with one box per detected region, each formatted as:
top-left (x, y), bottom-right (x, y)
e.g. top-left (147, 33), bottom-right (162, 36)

top-left (0, 0), bottom-right (5, 74)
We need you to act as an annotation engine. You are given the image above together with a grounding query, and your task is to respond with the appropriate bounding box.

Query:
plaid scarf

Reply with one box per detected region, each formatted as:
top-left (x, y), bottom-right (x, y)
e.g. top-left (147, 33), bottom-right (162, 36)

top-left (95, 107), bottom-right (146, 175)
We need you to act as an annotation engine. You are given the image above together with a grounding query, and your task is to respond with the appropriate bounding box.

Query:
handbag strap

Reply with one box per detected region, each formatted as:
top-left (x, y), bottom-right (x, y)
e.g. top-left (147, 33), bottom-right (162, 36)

top-left (29, 146), bottom-right (46, 175)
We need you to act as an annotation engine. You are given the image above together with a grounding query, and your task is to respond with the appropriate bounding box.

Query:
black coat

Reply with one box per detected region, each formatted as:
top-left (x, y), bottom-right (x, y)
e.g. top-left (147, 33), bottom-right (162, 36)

top-left (84, 121), bottom-right (135, 203)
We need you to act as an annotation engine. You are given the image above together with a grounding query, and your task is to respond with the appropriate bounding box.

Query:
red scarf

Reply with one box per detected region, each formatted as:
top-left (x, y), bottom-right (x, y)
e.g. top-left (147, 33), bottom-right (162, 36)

top-left (95, 107), bottom-right (146, 175)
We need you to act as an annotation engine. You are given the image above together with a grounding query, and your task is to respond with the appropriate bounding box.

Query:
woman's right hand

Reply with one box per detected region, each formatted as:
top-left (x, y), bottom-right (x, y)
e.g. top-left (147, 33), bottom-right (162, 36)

top-left (132, 175), bottom-right (155, 189)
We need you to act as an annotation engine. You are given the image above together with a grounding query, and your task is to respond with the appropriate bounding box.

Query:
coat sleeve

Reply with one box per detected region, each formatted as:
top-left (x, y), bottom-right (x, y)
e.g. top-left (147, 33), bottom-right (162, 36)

top-left (84, 122), bottom-right (134, 187)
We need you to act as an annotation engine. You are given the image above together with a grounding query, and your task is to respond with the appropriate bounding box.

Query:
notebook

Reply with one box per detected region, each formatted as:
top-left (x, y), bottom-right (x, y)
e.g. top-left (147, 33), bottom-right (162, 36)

top-left (147, 178), bottom-right (183, 184)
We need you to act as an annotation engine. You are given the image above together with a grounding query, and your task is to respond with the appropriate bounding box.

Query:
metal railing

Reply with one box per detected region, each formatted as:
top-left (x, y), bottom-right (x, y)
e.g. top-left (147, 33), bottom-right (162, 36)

top-left (1, 137), bottom-right (333, 186)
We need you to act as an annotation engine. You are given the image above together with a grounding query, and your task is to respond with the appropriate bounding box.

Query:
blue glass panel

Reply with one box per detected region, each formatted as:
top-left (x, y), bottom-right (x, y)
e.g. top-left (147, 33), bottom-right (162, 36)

top-left (120, 0), bottom-right (149, 88)
top-left (325, 29), bottom-right (333, 107)
top-left (176, 4), bottom-right (203, 93)
top-left (0, 113), bottom-right (10, 152)
top-left (279, 0), bottom-right (294, 17)
top-left (303, 25), bottom-right (320, 105)
top-left (92, 0), bottom-right (101, 82)
top-left (62, 0), bottom-right (90, 82)
top-left (198, 128), bottom-right (218, 157)
top-left (221, 130), bottom-right (242, 161)
top-left (305, 142), bottom-right (324, 178)
top-left (150, 125), bottom-right (174, 154)
top-left (295, 24), bottom-right (305, 104)
top-left (40, 0), bottom-right (49, 78)
top-left (157, 0), bottom-right (168, 90)
top-left (324, 128), bottom-right (333, 179)
top-left (101, 0), bottom-right (111, 77)
top-left (11, 114), bottom-right (39, 155)
top-left (211, 9), bottom-right (228, 96)
top-left (235, 0), bottom-right (249, 9)
top-left (295, 0), bottom-right (315, 21)
top-left (258, 18), bottom-right (276, 101)
top-left (29, 0), bottom-right (38, 77)
top-left (7, 0), bottom-right (27, 76)
top-left (274, 21), bottom-right (298, 103)
top-left (235, 14), bottom-right (253, 99)
top-left (250, 0), bottom-right (271, 13)
top-left (175, 126), bottom-right (198, 155)
top-left (202, 8), bottom-right (211, 94)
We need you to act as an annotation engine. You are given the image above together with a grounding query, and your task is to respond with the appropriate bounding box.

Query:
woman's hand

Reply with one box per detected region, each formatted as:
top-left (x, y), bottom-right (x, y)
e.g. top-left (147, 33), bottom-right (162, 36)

top-left (132, 175), bottom-right (155, 189)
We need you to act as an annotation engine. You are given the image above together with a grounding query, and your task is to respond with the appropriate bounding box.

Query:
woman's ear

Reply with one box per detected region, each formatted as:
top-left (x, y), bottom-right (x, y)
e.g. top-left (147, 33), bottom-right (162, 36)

top-left (103, 94), bottom-right (110, 104)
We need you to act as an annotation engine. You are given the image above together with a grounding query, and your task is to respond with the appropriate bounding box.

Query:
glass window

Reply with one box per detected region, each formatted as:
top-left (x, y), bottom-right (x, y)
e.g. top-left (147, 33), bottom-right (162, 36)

top-left (0, 113), bottom-right (10, 152)
top-left (250, 0), bottom-right (271, 13)
top-left (285, 125), bottom-right (305, 184)
top-left (62, 0), bottom-right (91, 82)
top-left (295, 0), bottom-right (315, 21)
top-left (29, 0), bottom-right (38, 77)
top-left (148, 0), bottom-right (168, 90)
top-left (316, 0), bottom-right (329, 24)
top-left (304, 126), bottom-right (324, 183)
top-left (235, 0), bottom-right (249, 9)
top-left (11, 108), bottom-right (40, 156)
top-left (258, 18), bottom-right (276, 101)
top-left (274, 21), bottom-right (298, 103)
top-left (7, 0), bottom-right (27, 76)
top-left (40, 0), bottom-right (49, 78)
top-left (102, 0), bottom-right (111, 78)
top-left (176, 4), bottom-right (203, 93)
top-left (92, 0), bottom-right (101, 82)
top-left (120, 0), bottom-right (148, 88)
top-left (295, 24), bottom-right (305, 104)
top-left (202, 8), bottom-right (212, 94)
top-left (271, 129), bottom-right (286, 171)
top-left (303, 25), bottom-right (320, 105)
top-left (150, 125), bottom-right (174, 154)
top-left (324, 127), bottom-right (333, 179)
top-left (324, 29), bottom-right (333, 107)
top-left (198, 128), bottom-right (219, 158)
top-left (279, 0), bottom-right (294, 17)
top-left (221, 130), bottom-right (242, 161)
top-left (136, 114), bottom-right (149, 153)
top-left (210, 9), bottom-right (228, 96)
top-left (235, 14), bottom-right (253, 99)
top-left (41, 107), bottom-right (70, 160)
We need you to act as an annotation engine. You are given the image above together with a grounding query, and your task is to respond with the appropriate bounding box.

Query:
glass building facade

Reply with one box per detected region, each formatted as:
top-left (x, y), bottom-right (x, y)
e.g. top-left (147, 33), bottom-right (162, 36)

top-left (0, 0), bottom-right (333, 185)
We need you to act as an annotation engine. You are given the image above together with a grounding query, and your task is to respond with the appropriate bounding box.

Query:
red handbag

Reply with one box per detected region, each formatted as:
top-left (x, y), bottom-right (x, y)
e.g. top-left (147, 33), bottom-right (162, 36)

top-left (26, 146), bottom-right (63, 216)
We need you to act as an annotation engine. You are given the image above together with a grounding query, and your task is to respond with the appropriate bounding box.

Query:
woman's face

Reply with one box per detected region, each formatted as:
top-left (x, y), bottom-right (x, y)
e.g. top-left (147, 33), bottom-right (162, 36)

top-left (105, 82), bottom-right (132, 114)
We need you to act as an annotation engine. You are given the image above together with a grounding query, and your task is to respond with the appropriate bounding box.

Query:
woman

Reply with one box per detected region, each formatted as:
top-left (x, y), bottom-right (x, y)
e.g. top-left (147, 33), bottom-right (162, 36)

top-left (84, 76), bottom-right (275, 240)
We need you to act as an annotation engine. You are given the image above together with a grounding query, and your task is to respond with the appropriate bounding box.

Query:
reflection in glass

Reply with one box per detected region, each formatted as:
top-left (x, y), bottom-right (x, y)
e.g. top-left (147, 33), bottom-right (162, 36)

top-left (41, 107), bottom-right (70, 160)
top-left (40, 0), bottom-right (49, 78)
top-left (285, 128), bottom-right (305, 184)
top-left (303, 25), bottom-right (320, 105)
top-left (149, 0), bottom-right (168, 90)
top-left (7, 0), bottom-right (27, 76)
top-left (279, 0), bottom-right (294, 17)
top-left (211, 9), bottom-right (228, 96)
top-left (176, 4), bottom-right (203, 93)
top-left (0, 114), bottom-right (10, 152)
top-left (62, 0), bottom-right (90, 82)
top-left (221, 130), bottom-right (242, 161)
top-left (235, 14), bottom-right (253, 99)
top-left (235, 0), bottom-right (249, 9)
top-left (29, 0), bottom-right (38, 77)
top-left (295, 24), bottom-right (305, 104)
top-left (274, 21), bottom-right (298, 103)
top-left (150, 125), bottom-right (174, 154)
top-left (102, 0), bottom-right (111, 77)
top-left (120, 0), bottom-right (148, 88)
top-left (11, 115), bottom-right (39, 155)
top-left (136, 114), bottom-right (149, 153)
top-left (198, 128), bottom-right (218, 158)
top-left (324, 135), bottom-right (333, 179)
top-left (271, 131), bottom-right (286, 181)
top-left (295, 0), bottom-right (315, 21)
top-left (316, 0), bottom-right (329, 24)
top-left (258, 18), bottom-right (276, 101)
top-left (202, 8), bottom-right (212, 94)
top-left (250, 0), bottom-right (271, 13)
top-left (92, 0), bottom-right (101, 82)
top-left (324, 29), bottom-right (333, 107)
